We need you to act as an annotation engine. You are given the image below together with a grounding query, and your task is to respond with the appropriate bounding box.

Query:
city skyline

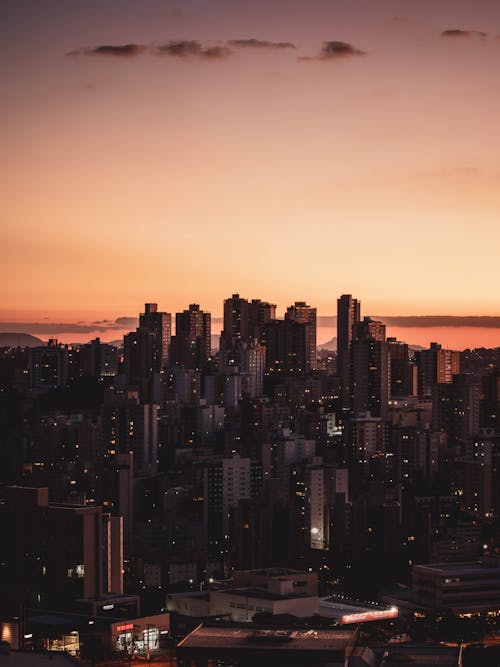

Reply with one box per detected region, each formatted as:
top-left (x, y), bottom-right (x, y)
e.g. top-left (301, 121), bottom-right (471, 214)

top-left (2, 299), bottom-right (500, 349)
top-left (2, 0), bottom-right (500, 324)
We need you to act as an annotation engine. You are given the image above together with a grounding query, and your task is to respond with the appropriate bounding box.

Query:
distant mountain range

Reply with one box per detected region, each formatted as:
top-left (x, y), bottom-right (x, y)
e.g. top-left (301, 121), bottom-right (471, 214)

top-left (0, 333), bottom-right (45, 347)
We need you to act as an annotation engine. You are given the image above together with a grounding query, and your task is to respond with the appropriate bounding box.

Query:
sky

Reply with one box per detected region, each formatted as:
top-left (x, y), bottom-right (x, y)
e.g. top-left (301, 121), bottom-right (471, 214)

top-left (1, 0), bottom-right (500, 346)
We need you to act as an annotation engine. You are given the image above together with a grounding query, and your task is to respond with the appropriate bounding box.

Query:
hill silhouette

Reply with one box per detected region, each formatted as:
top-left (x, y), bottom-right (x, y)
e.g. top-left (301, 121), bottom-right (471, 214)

top-left (0, 332), bottom-right (45, 347)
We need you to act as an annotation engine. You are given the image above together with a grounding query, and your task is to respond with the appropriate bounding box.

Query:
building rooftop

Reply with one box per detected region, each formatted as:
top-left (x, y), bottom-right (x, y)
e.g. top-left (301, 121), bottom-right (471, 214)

top-left (413, 561), bottom-right (500, 575)
top-left (216, 587), bottom-right (315, 602)
top-left (238, 568), bottom-right (309, 577)
top-left (168, 590), bottom-right (211, 601)
top-left (177, 623), bottom-right (357, 654)
top-left (318, 595), bottom-right (397, 623)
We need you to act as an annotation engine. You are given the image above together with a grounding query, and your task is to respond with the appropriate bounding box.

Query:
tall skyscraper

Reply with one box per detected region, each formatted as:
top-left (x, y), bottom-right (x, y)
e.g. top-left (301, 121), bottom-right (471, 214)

top-left (352, 316), bottom-right (386, 343)
top-left (221, 293), bottom-right (249, 350)
top-left (416, 342), bottom-right (460, 397)
top-left (139, 302), bottom-right (171, 368)
top-left (123, 303), bottom-right (171, 401)
top-left (285, 301), bottom-right (317, 370)
top-left (387, 338), bottom-right (417, 398)
top-left (306, 465), bottom-right (348, 550)
top-left (171, 304), bottom-right (211, 370)
top-left (203, 454), bottom-right (262, 553)
top-left (351, 318), bottom-right (390, 419)
top-left (101, 387), bottom-right (159, 476)
top-left (261, 319), bottom-right (309, 375)
top-left (248, 299), bottom-right (276, 342)
top-left (337, 294), bottom-right (361, 407)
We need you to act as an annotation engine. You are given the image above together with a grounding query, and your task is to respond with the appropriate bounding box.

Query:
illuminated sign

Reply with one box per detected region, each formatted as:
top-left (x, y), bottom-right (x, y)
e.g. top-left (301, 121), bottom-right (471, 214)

top-left (340, 607), bottom-right (398, 625)
top-left (116, 623), bottom-right (134, 632)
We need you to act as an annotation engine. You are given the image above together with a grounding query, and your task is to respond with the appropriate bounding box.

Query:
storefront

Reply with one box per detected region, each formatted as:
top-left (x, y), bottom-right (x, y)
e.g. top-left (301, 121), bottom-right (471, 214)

top-left (111, 613), bottom-right (169, 656)
top-left (44, 630), bottom-right (80, 655)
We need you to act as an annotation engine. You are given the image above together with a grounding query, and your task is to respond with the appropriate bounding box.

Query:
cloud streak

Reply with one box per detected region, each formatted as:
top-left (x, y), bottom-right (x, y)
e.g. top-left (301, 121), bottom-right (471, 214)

top-left (68, 40), bottom-right (232, 60)
top-left (67, 37), bottom-right (301, 61)
top-left (154, 40), bottom-right (232, 59)
top-left (441, 29), bottom-right (487, 38)
top-left (227, 39), bottom-right (296, 49)
top-left (300, 40), bottom-right (366, 61)
top-left (68, 44), bottom-right (146, 57)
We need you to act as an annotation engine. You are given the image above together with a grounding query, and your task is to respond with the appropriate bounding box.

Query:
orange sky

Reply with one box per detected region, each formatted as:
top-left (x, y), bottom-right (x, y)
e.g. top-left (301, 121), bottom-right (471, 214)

top-left (1, 0), bottom-right (500, 329)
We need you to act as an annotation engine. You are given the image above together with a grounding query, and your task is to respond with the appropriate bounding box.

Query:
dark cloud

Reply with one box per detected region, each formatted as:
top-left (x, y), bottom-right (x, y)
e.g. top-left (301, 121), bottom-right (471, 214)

top-left (320, 41), bottom-right (366, 58)
top-left (441, 29), bottom-right (487, 38)
top-left (67, 44), bottom-right (145, 57)
top-left (155, 40), bottom-right (232, 59)
top-left (68, 37), bottom-right (296, 61)
top-left (227, 39), bottom-right (296, 49)
top-left (203, 46), bottom-right (233, 59)
top-left (300, 40), bottom-right (366, 61)
top-left (93, 44), bottom-right (145, 56)
top-left (113, 317), bottom-right (139, 328)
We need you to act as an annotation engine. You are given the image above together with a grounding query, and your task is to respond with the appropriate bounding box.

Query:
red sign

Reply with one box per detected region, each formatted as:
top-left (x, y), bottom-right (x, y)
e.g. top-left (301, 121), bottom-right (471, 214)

top-left (116, 623), bottom-right (134, 632)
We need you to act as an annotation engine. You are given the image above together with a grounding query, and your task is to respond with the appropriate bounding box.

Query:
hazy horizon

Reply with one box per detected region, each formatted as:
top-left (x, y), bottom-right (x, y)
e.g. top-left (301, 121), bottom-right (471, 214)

top-left (2, 312), bottom-right (500, 349)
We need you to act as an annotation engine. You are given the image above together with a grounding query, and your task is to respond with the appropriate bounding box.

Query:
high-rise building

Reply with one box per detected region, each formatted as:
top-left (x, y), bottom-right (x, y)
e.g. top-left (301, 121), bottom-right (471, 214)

top-left (432, 374), bottom-right (481, 445)
top-left (248, 299), bottom-right (276, 341)
top-left (261, 319), bottom-right (309, 375)
top-left (351, 320), bottom-right (391, 419)
top-left (482, 368), bottom-right (500, 430)
top-left (80, 338), bottom-right (119, 378)
top-left (123, 303), bottom-right (171, 401)
top-left (101, 388), bottom-right (159, 476)
top-left (203, 454), bottom-right (262, 553)
top-left (0, 486), bottom-right (123, 616)
top-left (344, 413), bottom-right (387, 474)
top-left (387, 338), bottom-right (417, 398)
top-left (306, 465), bottom-right (348, 550)
top-left (337, 295), bottom-right (361, 407)
top-left (97, 451), bottom-right (134, 541)
top-left (352, 316), bottom-right (386, 343)
top-left (221, 294), bottom-right (249, 350)
top-left (416, 342), bottom-right (460, 397)
top-left (29, 339), bottom-right (69, 390)
top-left (276, 432), bottom-right (317, 492)
top-left (170, 304), bottom-right (211, 370)
top-left (139, 303), bottom-right (171, 368)
top-left (285, 301), bottom-right (317, 370)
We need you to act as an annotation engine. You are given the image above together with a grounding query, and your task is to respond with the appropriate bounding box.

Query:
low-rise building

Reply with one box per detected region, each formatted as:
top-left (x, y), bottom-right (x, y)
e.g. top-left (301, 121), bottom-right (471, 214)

top-left (233, 568), bottom-right (318, 596)
top-left (318, 595), bottom-right (398, 625)
top-left (167, 568), bottom-right (319, 623)
top-left (177, 623), bottom-right (363, 667)
top-left (210, 586), bottom-right (318, 622)
top-left (413, 558), bottom-right (500, 613)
